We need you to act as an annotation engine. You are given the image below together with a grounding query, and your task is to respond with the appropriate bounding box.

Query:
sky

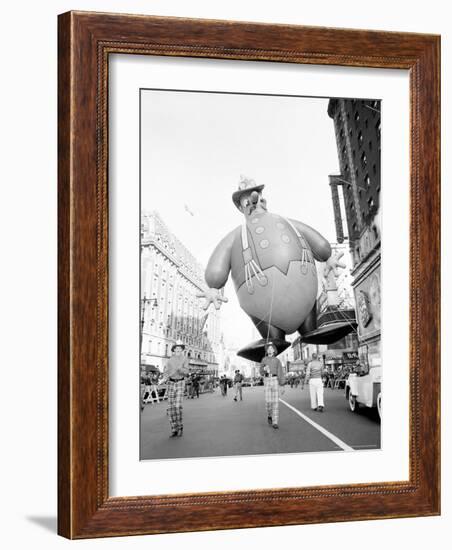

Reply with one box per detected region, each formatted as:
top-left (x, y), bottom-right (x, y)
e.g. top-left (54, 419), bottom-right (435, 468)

top-left (141, 89), bottom-right (340, 349)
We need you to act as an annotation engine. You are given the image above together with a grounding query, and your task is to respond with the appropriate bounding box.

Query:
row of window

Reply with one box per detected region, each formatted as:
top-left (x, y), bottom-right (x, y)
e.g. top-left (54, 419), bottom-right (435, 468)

top-left (146, 339), bottom-right (216, 363)
top-left (151, 229), bottom-right (204, 283)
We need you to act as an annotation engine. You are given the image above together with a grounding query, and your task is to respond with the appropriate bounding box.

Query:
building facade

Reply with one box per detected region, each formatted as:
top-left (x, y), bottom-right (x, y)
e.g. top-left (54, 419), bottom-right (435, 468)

top-left (220, 346), bottom-right (257, 379)
top-left (141, 211), bottom-right (223, 374)
top-left (328, 98), bottom-right (381, 370)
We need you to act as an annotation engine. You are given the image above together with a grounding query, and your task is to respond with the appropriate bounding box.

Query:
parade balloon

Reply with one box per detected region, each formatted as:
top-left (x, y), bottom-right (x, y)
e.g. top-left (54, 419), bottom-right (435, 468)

top-left (197, 176), bottom-right (350, 362)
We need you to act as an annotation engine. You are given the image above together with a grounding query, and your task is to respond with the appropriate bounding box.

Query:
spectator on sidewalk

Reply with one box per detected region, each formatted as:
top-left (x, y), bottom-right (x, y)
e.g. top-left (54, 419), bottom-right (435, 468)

top-left (140, 369), bottom-right (150, 411)
top-left (142, 371), bottom-right (152, 401)
top-left (185, 375), bottom-right (193, 399)
top-left (192, 374), bottom-right (201, 398)
top-left (299, 365), bottom-right (306, 390)
top-left (150, 370), bottom-right (161, 402)
top-left (219, 374), bottom-right (229, 397)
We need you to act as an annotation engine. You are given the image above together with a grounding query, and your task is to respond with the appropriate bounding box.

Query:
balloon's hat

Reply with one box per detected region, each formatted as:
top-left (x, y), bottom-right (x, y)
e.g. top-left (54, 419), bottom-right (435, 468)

top-left (232, 175), bottom-right (265, 210)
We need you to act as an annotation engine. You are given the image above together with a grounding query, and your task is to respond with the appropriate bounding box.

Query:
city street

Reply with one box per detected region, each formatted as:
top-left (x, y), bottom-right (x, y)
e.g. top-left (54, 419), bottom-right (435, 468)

top-left (140, 385), bottom-right (380, 460)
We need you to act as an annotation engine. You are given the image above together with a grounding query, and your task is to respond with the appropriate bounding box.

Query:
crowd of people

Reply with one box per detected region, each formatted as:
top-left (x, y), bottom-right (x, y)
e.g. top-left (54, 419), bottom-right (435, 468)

top-left (142, 339), bottom-right (362, 437)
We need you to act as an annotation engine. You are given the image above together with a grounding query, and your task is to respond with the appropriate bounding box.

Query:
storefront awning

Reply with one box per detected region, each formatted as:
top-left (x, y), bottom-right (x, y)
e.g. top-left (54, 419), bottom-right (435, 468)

top-left (322, 348), bottom-right (358, 361)
top-left (287, 360), bottom-right (305, 372)
top-left (188, 360), bottom-right (208, 368)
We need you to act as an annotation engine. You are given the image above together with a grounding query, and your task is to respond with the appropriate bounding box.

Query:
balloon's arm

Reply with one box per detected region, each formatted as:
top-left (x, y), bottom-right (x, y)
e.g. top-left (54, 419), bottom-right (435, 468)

top-left (204, 227), bottom-right (237, 288)
top-left (289, 219), bottom-right (332, 262)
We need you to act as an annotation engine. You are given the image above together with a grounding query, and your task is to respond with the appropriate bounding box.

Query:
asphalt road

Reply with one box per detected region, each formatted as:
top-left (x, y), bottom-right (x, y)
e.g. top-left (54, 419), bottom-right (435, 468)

top-left (140, 385), bottom-right (380, 460)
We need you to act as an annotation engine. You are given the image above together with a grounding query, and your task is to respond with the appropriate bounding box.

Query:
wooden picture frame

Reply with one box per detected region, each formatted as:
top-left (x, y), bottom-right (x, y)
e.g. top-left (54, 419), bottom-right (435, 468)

top-left (58, 11), bottom-right (440, 539)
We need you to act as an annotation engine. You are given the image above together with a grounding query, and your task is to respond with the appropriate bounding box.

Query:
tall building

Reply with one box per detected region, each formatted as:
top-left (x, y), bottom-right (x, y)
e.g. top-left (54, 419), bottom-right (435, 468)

top-left (328, 98), bottom-right (381, 251)
top-left (328, 98), bottom-right (381, 369)
top-left (141, 211), bottom-right (223, 375)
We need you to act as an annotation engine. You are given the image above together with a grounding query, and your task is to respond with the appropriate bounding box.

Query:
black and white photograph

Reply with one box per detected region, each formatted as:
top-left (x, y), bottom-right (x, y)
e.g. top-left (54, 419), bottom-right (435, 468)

top-left (139, 89), bottom-right (382, 460)
top-left (2, 0), bottom-right (446, 546)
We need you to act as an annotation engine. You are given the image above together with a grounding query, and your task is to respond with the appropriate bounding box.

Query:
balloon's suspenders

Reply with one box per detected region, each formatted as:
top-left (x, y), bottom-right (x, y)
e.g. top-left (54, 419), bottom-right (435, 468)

top-left (241, 219), bottom-right (316, 295)
top-left (284, 218), bottom-right (316, 275)
top-left (241, 224), bottom-right (268, 294)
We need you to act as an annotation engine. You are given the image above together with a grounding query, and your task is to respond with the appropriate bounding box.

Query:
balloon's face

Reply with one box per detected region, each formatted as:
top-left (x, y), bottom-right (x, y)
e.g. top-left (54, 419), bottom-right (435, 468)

top-left (239, 191), bottom-right (267, 218)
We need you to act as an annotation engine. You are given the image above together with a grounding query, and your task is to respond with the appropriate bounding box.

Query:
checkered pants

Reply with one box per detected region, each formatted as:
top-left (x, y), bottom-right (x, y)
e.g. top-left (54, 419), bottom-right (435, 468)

top-left (264, 376), bottom-right (280, 425)
top-left (167, 379), bottom-right (185, 433)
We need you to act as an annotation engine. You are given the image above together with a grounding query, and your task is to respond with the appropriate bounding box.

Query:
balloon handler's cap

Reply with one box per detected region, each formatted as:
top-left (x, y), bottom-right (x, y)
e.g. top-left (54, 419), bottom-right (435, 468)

top-left (171, 340), bottom-right (186, 351)
top-left (264, 341), bottom-right (277, 351)
top-left (265, 340), bottom-right (276, 349)
top-left (232, 175), bottom-right (264, 210)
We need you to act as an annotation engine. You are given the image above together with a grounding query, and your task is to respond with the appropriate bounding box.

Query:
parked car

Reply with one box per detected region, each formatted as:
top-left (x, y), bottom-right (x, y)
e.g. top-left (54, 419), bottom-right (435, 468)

top-left (345, 364), bottom-right (381, 419)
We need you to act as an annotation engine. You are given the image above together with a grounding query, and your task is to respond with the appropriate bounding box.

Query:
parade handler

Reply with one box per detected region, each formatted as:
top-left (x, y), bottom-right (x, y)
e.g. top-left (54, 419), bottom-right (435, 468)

top-left (260, 342), bottom-right (286, 429)
top-left (196, 176), bottom-right (347, 362)
top-left (305, 353), bottom-right (325, 412)
top-left (233, 369), bottom-right (244, 402)
top-left (162, 340), bottom-right (189, 437)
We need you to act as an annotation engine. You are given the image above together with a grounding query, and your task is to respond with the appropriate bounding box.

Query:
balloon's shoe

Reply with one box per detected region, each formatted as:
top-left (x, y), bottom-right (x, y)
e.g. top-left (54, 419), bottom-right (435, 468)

top-left (237, 338), bottom-right (290, 362)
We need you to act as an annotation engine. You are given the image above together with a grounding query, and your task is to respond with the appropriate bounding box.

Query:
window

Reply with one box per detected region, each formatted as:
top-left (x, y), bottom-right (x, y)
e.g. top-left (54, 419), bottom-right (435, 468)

top-left (364, 174), bottom-right (371, 187)
top-left (361, 152), bottom-right (367, 167)
top-left (358, 131), bottom-right (363, 145)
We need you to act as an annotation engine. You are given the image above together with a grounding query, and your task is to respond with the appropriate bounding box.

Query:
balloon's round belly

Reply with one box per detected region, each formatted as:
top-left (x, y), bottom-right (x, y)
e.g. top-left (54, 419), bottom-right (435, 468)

top-left (236, 261), bottom-right (317, 334)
